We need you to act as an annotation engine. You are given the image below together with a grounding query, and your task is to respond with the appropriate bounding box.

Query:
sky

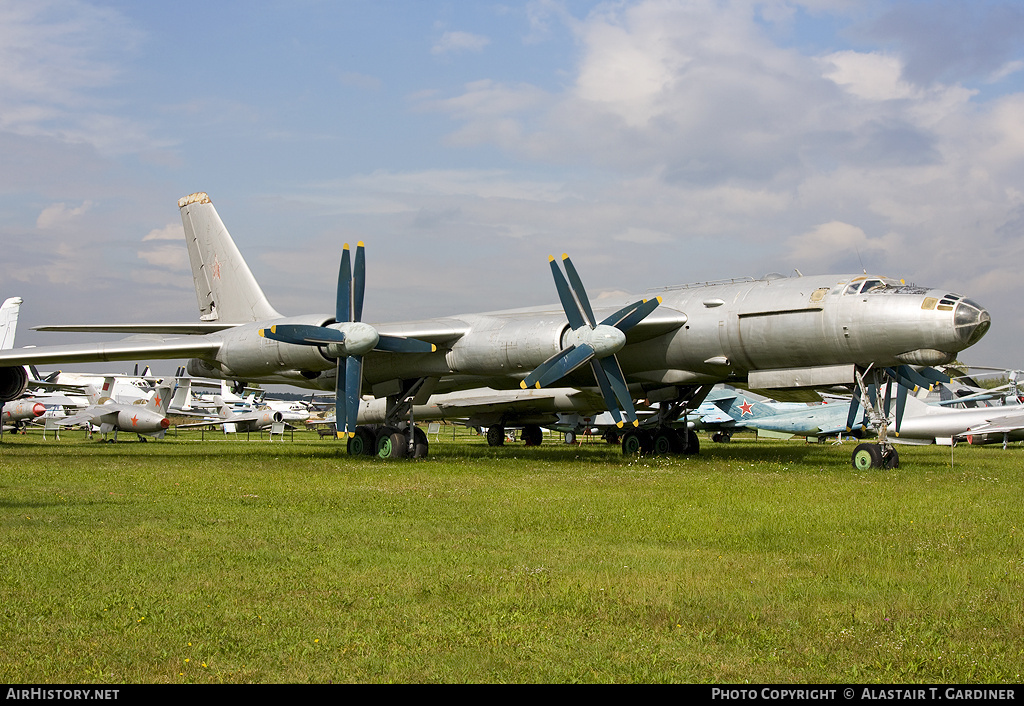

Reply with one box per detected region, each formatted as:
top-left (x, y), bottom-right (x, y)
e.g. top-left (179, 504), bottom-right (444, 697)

top-left (2, 0), bottom-right (1023, 376)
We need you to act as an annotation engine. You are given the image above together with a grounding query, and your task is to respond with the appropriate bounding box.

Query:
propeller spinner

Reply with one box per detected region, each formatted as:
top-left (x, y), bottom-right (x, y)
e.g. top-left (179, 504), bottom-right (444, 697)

top-left (260, 242), bottom-right (435, 440)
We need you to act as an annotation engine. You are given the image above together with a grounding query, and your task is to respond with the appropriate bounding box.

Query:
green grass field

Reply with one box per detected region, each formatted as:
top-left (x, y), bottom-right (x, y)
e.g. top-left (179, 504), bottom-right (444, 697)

top-left (1, 426), bottom-right (1021, 683)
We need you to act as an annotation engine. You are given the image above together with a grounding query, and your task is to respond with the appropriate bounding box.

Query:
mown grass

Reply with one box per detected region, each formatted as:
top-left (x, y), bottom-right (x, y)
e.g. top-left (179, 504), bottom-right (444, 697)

top-left (0, 427), bottom-right (1021, 683)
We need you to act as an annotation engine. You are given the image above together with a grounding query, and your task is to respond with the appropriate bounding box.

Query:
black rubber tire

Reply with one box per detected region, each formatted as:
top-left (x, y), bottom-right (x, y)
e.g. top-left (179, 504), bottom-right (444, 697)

top-left (852, 443), bottom-right (882, 470)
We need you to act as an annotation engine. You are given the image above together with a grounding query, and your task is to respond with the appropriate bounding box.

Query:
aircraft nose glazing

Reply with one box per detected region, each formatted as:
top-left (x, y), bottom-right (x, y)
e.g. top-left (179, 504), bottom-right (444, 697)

top-left (953, 299), bottom-right (991, 346)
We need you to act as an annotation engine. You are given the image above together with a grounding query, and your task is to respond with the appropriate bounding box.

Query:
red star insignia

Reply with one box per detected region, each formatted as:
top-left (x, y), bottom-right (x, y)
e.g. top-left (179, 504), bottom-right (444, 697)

top-left (131, 414), bottom-right (139, 427)
top-left (212, 255), bottom-right (222, 280)
top-left (739, 401), bottom-right (754, 416)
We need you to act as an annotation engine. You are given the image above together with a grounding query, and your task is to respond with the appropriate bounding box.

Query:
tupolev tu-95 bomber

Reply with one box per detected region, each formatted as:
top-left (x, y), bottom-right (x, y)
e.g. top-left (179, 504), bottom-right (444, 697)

top-left (0, 192), bottom-right (991, 465)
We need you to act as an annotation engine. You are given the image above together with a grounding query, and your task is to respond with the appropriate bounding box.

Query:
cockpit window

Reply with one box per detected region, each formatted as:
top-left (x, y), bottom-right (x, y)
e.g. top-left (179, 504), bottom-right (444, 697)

top-left (842, 276), bottom-right (901, 295)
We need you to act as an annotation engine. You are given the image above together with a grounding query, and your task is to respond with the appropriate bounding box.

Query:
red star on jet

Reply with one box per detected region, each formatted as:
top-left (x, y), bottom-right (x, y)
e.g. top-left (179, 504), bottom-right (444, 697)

top-left (131, 414), bottom-right (139, 427)
top-left (739, 401), bottom-right (754, 416)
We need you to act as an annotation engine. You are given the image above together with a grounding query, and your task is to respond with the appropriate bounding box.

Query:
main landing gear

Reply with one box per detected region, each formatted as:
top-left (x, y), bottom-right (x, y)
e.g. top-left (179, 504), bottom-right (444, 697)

top-left (620, 426), bottom-right (700, 456)
top-left (345, 378), bottom-right (432, 459)
top-left (619, 388), bottom-right (711, 457)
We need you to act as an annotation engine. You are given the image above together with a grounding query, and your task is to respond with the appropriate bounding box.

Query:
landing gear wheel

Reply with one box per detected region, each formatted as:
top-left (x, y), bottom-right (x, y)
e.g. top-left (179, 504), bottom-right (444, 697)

top-left (711, 432), bottom-right (731, 443)
top-left (564, 431), bottom-right (577, 445)
top-left (486, 425), bottom-right (505, 447)
top-left (851, 442), bottom-right (882, 470)
top-left (683, 429), bottom-right (700, 455)
top-left (621, 429), bottom-right (652, 455)
top-left (521, 424), bottom-right (543, 446)
top-left (652, 429), bottom-right (677, 455)
top-left (882, 447), bottom-right (899, 469)
top-left (347, 426), bottom-right (376, 456)
top-left (412, 426), bottom-right (429, 459)
top-left (376, 426), bottom-right (407, 459)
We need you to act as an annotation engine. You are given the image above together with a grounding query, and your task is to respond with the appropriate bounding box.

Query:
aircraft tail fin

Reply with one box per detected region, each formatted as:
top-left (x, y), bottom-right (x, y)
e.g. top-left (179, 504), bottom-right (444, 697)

top-left (146, 385), bottom-right (173, 415)
top-left (170, 377), bottom-right (192, 411)
top-left (178, 192), bottom-right (281, 323)
top-left (212, 395), bottom-right (232, 419)
top-left (0, 297), bottom-right (23, 350)
top-left (89, 377), bottom-right (117, 405)
top-left (709, 390), bottom-right (781, 421)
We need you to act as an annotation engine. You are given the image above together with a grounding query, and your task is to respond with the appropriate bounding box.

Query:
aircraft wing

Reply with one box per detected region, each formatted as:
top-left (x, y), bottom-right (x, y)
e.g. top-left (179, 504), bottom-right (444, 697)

top-left (56, 407), bottom-right (117, 427)
top-left (0, 338), bottom-right (222, 366)
top-left (966, 411), bottom-right (1024, 435)
top-left (33, 323), bottom-right (241, 335)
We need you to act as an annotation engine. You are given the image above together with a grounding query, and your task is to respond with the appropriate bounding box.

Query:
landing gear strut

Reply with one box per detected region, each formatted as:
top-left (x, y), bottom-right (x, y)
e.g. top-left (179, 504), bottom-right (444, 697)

top-left (848, 366), bottom-right (900, 469)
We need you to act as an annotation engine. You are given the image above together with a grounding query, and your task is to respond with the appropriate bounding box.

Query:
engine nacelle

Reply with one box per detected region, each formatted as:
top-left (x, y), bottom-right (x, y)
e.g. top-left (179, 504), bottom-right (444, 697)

top-left (0, 366), bottom-right (28, 403)
top-left (445, 317), bottom-right (567, 376)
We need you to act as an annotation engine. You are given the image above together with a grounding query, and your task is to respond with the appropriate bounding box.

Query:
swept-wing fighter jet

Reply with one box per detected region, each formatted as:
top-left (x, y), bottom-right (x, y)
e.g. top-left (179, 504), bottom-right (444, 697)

top-left (0, 193), bottom-right (992, 465)
top-left (57, 381), bottom-right (172, 441)
top-left (175, 396), bottom-right (284, 434)
top-left (885, 393), bottom-right (1024, 449)
top-left (705, 388), bottom-right (866, 441)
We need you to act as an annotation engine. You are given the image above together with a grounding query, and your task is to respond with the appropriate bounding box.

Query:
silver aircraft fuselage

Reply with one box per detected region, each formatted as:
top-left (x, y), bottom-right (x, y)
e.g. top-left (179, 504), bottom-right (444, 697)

top-left (184, 274), bottom-right (990, 395)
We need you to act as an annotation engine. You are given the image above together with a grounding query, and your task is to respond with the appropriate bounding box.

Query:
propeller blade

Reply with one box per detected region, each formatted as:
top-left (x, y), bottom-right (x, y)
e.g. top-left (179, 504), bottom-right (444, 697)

top-left (337, 244), bottom-right (352, 323)
top-left (598, 356), bottom-right (639, 426)
top-left (894, 384), bottom-right (908, 435)
top-left (374, 334), bottom-right (436, 354)
top-left (260, 324), bottom-right (346, 346)
top-left (845, 382), bottom-right (861, 432)
top-left (353, 241), bottom-right (366, 323)
top-left (344, 355), bottom-right (362, 437)
top-left (604, 297), bottom-right (661, 332)
top-left (589, 359), bottom-right (624, 428)
top-left (334, 362), bottom-right (346, 439)
top-left (561, 254), bottom-right (597, 328)
top-left (916, 365), bottom-right (951, 385)
top-left (549, 256), bottom-right (587, 330)
top-left (536, 344), bottom-right (596, 388)
top-left (522, 347), bottom-right (571, 389)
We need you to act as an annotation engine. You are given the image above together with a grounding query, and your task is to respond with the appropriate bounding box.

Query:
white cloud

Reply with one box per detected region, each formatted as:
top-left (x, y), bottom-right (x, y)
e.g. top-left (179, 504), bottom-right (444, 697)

top-left (36, 200), bottom-right (93, 229)
top-left (820, 51), bottom-right (919, 102)
top-left (142, 223), bottom-right (182, 241)
top-left (432, 30), bottom-right (490, 56)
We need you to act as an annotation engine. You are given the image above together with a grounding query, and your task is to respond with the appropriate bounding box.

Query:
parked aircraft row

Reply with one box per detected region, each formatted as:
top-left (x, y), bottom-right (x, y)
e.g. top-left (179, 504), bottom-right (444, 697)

top-left (0, 192), bottom-right (994, 465)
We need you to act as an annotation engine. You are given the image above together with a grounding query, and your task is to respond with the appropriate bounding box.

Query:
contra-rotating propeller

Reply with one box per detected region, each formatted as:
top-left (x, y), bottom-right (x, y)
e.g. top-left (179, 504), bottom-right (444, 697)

top-left (520, 254), bottom-right (661, 429)
top-left (845, 364), bottom-right (951, 436)
top-left (259, 242), bottom-right (435, 439)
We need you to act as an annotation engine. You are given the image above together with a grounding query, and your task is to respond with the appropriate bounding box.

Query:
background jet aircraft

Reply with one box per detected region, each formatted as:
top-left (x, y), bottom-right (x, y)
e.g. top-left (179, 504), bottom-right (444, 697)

top-left (707, 388), bottom-right (868, 441)
top-left (175, 396), bottom-right (285, 434)
top-left (886, 392), bottom-right (1024, 448)
top-left (0, 192), bottom-right (992, 465)
top-left (57, 381), bottom-right (172, 441)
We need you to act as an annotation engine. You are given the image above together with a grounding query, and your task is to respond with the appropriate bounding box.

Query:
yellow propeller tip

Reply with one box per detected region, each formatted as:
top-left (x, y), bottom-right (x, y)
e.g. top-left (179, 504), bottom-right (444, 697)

top-left (548, 255), bottom-right (555, 262)
top-left (520, 381), bottom-right (528, 389)
top-left (258, 329), bottom-right (265, 337)
top-left (561, 253), bottom-right (570, 260)
top-left (431, 344), bottom-right (437, 352)
top-left (270, 325), bottom-right (277, 333)
top-left (343, 243), bottom-right (350, 250)
top-left (632, 420), bottom-right (639, 427)
top-left (616, 421), bottom-right (624, 429)
top-left (656, 296), bottom-right (663, 303)
top-left (534, 382), bottom-right (541, 389)
top-left (357, 241), bottom-right (364, 247)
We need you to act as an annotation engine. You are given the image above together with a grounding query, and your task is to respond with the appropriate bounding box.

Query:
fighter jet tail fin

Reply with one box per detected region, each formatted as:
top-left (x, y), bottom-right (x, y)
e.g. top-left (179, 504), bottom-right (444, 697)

top-left (178, 192), bottom-right (282, 323)
top-left (146, 385), bottom-right (173, 415)
top-left (0, 297), bottom-right (22, 350)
